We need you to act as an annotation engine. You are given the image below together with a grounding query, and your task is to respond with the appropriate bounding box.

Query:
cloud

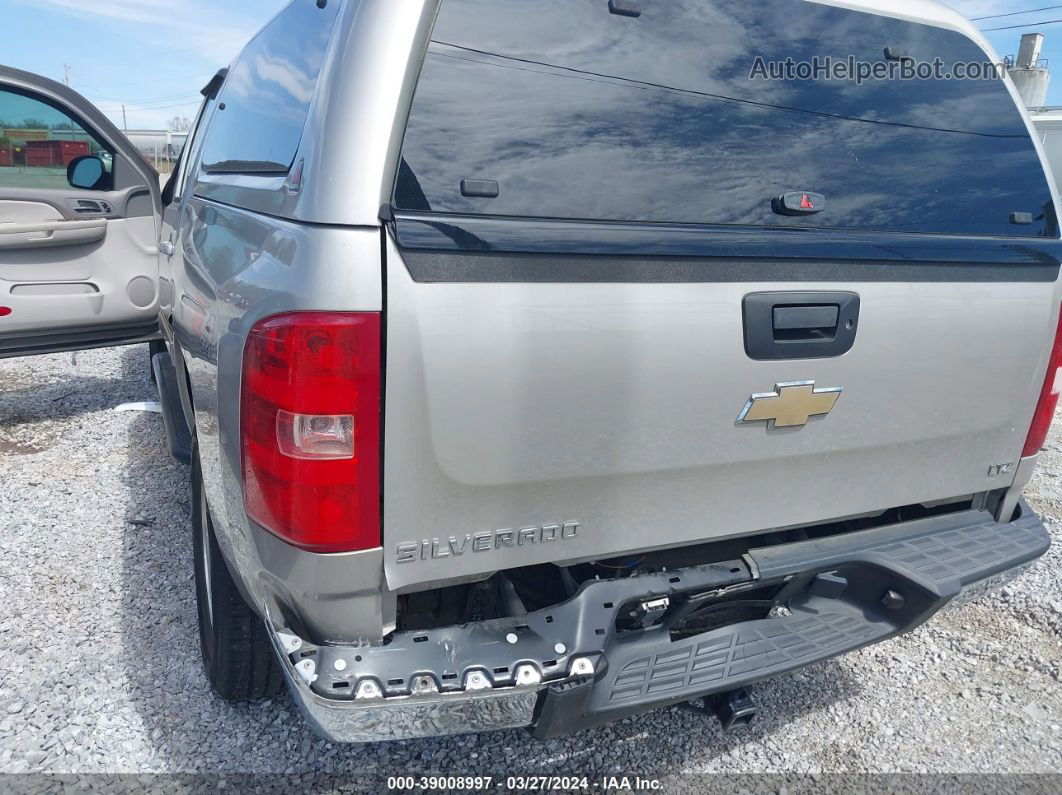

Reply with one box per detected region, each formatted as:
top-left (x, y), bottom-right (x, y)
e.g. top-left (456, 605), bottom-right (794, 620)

top-left (10, 0), bottom-right (275, 64)
top-left (15, 0), bottom-right (174, 25)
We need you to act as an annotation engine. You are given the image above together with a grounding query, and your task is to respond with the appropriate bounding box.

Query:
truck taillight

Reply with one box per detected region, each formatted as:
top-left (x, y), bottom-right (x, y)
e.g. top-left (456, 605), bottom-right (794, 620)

top-left (1023, 309), bottom-right (1062, 458)
top-left (241, 312), bottom-right (381, 552)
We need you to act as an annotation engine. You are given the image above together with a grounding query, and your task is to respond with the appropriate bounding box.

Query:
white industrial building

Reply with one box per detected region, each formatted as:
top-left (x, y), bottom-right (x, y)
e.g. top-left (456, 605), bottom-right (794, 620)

top-left (123, 129), bottom-right (189, 163)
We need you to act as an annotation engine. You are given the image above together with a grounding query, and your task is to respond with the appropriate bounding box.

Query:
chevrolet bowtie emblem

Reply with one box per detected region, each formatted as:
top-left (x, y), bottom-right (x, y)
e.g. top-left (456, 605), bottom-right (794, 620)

top-left (737, 381), bottom-right (843, 429)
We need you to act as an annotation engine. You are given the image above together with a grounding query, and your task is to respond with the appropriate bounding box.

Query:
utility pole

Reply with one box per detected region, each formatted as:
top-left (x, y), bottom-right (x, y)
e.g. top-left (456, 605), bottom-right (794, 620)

top-left (62, 64), bottom-right (70, 86)
top-left (121, 105), bottom-right (127, 131)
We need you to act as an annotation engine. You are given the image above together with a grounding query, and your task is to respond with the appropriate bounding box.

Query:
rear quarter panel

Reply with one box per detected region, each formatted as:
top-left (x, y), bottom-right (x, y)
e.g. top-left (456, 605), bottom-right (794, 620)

top-left (171, 197), bottom-right (383, 640)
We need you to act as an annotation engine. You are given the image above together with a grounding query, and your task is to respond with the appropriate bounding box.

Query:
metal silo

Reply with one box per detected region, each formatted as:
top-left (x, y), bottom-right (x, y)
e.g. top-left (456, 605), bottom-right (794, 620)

top-left (1008, 33), bottom-right (1051, 109)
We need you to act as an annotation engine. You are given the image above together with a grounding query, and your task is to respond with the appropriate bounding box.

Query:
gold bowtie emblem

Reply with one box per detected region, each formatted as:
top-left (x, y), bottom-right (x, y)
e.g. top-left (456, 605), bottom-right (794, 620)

top-left (737, 381), bottom-right (843, 428)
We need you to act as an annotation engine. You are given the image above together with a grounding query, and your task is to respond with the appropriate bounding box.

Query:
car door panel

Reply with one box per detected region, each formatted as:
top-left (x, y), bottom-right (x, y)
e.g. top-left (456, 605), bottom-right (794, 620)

top-left (0, 65), bottom-right (162, 357)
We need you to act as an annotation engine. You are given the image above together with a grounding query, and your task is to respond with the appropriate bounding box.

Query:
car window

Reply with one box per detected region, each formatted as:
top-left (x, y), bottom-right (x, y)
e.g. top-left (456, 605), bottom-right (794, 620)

top-left (198, 0), bottom-right (340, 174)
top-left (172, 97), bottom-right (213, 200)
top-left (395, 0), bottom-right (1054, 238)
top-left (0, 87), bottom-right (112, 190)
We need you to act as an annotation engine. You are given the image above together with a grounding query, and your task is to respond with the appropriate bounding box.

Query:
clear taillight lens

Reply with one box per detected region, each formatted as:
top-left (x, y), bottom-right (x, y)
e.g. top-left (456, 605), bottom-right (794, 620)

top-left (241, 312), bottom-right (381, 553)
top-left (276, 411), bottom-right (355, 460)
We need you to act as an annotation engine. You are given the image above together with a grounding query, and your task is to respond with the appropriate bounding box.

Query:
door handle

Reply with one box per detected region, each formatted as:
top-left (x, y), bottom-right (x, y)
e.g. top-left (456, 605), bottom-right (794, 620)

top-left (744, 292), bottom-right (860, 360)
top-left (0, 218), bottom-right (107, 250)
top-left (159, 240), bottom-right (175, 257)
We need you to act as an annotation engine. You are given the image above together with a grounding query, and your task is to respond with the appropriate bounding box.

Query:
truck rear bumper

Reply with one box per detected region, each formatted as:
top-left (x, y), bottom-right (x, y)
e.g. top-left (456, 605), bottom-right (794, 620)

top-left (269, 501), bottom-right (1050, 742)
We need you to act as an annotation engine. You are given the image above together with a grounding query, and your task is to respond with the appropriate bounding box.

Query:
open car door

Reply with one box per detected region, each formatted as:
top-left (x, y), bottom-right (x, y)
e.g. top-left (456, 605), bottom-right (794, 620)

top-left (0, 65), bottom-right (161, 358)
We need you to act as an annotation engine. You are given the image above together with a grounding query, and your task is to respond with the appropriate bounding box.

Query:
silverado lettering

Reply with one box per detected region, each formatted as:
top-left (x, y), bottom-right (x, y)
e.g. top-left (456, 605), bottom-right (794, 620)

top-left (396, 522), bottom-right (581, 564)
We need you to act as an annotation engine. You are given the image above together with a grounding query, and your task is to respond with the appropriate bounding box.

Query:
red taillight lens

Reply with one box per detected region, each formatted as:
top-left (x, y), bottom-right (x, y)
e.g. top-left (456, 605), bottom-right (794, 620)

top-left (1023, 309), bottom-right (1062, 458)
top-left (241, 312), bottom-right (381, 552)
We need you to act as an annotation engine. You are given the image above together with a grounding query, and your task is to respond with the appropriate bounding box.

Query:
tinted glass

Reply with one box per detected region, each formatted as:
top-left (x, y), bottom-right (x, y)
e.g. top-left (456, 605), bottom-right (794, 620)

top-left (0, 88), bottom-right (111, 190)
top-left (396, 0), bottom-right (1054, 237)
top-left (199, 0), bottom-right (339, 173)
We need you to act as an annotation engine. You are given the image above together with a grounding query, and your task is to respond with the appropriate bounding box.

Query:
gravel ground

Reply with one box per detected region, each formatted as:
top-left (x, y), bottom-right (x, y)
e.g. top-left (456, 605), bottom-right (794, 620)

top-left (0, 345), bottom-right (1059, 784)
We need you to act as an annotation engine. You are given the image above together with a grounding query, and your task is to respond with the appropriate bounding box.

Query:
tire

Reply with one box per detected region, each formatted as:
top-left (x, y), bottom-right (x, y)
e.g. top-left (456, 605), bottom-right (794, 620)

top-left (191, 443), bottom-right (283, 701)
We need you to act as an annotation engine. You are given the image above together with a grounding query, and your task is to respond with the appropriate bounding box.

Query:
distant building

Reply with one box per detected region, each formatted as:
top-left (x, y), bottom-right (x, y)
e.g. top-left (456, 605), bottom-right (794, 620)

top-left (0, 127), bottom-right (96, 167)
top-left (0, 126), bottom-right (187, 167)
top-left (123, 129), bottom-right (189, 161)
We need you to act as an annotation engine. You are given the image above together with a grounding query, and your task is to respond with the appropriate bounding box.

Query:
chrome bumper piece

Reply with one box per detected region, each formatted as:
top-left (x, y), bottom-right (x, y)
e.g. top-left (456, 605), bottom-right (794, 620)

top-left (273, 649), bottom-right (543, 742)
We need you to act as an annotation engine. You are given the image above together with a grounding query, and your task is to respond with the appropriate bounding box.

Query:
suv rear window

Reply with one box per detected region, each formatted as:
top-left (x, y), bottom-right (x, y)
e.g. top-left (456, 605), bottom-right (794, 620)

top-left (199, 0), bottom-right (339, 174)
top-left (395, 0), bottom-right (1055, 237)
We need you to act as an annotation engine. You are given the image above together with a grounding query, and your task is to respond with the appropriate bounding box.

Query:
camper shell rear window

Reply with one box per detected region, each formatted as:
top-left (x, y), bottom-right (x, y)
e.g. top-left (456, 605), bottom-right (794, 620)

top-left (394, 0), bottom-right (1055, 238)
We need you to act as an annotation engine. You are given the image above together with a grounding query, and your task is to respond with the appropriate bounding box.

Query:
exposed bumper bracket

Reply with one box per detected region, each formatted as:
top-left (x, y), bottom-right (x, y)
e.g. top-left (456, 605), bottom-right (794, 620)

top-left (270, 501), bottom-right (1049, 742)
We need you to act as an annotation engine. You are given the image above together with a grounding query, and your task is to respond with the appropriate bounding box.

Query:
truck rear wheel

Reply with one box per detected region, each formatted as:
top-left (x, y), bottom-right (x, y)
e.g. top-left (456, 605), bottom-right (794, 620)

top-left (191, 443), bottom-right (283, 701)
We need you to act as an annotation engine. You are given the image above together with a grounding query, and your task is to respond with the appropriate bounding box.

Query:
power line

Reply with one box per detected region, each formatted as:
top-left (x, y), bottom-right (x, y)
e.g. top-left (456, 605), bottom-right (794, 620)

top-left (982, 16), bottom-right (1062, 31)
top-left (97, 93), bottom-right (202, 110)
top-left (99, 99), bottom-right (201, 113)
top-left (973, 5), bottom-right (1062, 21)
top-left (90, 90), bottom-right (202, 105)
top-left (72, 69), bottom-right (215, 96)
top-left (96, 93), bottom-right (201, 111)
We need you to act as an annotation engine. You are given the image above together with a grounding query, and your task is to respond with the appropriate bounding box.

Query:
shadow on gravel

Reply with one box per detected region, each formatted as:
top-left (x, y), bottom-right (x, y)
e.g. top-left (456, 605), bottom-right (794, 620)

top-left (114, 345), bottom-right (862, 774)
top-left (0, 376), bottom-right (133, 421)
top-left (0, 373), bottom-right (147, 455)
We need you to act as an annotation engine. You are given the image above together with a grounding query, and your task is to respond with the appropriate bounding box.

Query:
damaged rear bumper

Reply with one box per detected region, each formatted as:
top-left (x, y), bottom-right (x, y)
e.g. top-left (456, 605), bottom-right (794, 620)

top-left (268, 500), bottom-right (1050, 742)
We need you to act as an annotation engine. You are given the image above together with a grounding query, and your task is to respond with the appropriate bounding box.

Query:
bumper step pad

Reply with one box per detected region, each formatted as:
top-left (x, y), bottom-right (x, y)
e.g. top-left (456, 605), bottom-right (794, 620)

top-left (609, 612), bottom-right (879, 704)
top-left (748, 506), bottom-right (1050, 587)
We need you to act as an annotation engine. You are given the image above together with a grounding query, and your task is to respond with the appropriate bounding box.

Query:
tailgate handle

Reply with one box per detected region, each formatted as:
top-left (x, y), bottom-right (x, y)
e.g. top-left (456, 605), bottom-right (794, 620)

top-left (772, 305), bottom-right (839, 340)
top-left (744, 292), bottom-right (860, 360)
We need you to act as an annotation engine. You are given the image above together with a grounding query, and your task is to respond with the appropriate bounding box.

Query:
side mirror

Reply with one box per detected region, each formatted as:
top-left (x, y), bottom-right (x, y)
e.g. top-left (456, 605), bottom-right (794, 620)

top-left (67, 155), bottom-right (108, 190)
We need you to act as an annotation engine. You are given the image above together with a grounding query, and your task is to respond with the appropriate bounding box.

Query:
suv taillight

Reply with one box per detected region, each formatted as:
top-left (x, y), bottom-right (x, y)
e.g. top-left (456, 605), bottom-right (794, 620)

top-left (241, 312), bottom-right (381, 552)
top-left (1023, 309), bottom-right (1062, 458)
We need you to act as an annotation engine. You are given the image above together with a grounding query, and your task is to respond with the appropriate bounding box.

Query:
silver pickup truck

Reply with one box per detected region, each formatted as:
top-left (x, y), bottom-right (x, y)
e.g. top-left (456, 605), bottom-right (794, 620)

top-left (0, 0), bottom-right (1056, 742)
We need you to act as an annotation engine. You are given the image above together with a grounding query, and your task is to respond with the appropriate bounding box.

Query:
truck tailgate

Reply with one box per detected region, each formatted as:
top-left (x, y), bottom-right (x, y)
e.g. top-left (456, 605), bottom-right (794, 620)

top-left (382, 228), bottom-right (1058, 591)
